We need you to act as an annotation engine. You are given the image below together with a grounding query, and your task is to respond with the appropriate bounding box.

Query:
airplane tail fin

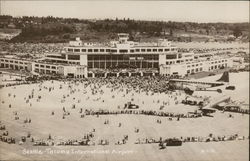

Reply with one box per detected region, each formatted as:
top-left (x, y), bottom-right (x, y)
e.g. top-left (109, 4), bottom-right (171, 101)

top-left (217, 71), bottom-right (229, 82)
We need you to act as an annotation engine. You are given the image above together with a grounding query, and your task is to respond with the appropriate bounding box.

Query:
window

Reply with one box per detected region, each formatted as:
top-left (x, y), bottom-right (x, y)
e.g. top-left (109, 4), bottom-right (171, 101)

top-left (35, 64), bottom-right (39, 67)
top-left (74, 49), bottom-right (80, 52)
top-left (141, 49), bottom-right (146, 52)
top-left (111, 49), bottom-right (117, 52)
top-left (166, 54), bottom-right (177, 59)
top-left (136, 49), bottom-right (140, 52)
top-left (158, 49), bottom-right (163, 52)
top-left (88, 49), bottom-right (93, 52)
top-left (46, 65), bottom-right (50, 68)
top-left (100, 49), bottom-right (105, 52)
top-left (106, 49), bottom-right (110, 52)
top-left (68, 55), bottom-right (80, 60)
top-left (130, 50), bottom-right (134, 53)
top-left (88, 62), bottom-right (93, 68)
top-left (68, 48), bottom-right (73, 52)
top-left (153, 49), bottom-right (157, 52)
top-left (40, 65), bottom-right (44, 68)
top-left (52, 66), bottom-right (56, 69)
top-left (165, 48), bottom-right (170, 51)
top-left (81, 49), bottom-right (86, 52)
top-left (146, 49), bottom-right (151, 52)
top-left (119, 49), bottom-right (128, 53)
top-left (99, 55), bottom-right (105, 60)
top-left (94, 49), bottom-right (98, 52)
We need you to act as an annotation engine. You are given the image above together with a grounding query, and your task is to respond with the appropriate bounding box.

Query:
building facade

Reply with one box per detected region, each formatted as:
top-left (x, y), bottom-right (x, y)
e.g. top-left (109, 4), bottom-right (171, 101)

top-left (0, 33), bottom-right (234, 78)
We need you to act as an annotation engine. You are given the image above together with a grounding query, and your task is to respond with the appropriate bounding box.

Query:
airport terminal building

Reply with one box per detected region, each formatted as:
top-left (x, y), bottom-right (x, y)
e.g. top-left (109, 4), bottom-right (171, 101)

top-left (0, 33), bottom-right (234, 78)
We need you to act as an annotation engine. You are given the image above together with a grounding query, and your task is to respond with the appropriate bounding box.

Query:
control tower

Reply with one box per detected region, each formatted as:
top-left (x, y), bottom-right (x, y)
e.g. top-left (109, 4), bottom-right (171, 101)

top-left (118, 33), bottom-right (129, 44)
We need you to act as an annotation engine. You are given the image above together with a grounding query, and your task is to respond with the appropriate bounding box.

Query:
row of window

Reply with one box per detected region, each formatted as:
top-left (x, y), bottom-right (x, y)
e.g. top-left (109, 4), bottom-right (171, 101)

top-left (88, 61), bottom-right (158, 69)
top-left (165, 54), bottom-right (183, 59)
top-left (210, 64), bottom-right (227, 70)
top-left (67, 47), bottom-right (175, 53)
top-left (166, 58), bottom-right (193, 65)
top-left (87, 54), bottom-right (159, 61)
top-left (48, 59), bottom-right (80, 65)
top-left (1, 64), bottom-right (28, 70)
top-left (46, 55), bottom-right (66, 59)
top-left (34, 69), bottom-right (57, 74)
top-left (211, 59), bottom-right (227, 64)
top-left (1, 59), bottom-right (28, 65)
top-left (34, 64), bottom-right (57, 69)
top-left (187, 68), bottom-right (203, 73)
top-left (187, 63), bottom-right (203, 68)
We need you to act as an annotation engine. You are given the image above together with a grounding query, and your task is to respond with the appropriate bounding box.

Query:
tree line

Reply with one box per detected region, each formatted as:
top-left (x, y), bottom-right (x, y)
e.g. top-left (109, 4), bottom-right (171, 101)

top-left (0, 15), bottom-right (249, 43)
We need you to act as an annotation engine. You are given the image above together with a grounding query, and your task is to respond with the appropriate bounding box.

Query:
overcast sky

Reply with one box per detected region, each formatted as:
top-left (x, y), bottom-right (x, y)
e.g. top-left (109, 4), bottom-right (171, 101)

top-left (1, 1), bottom-right (249, 23)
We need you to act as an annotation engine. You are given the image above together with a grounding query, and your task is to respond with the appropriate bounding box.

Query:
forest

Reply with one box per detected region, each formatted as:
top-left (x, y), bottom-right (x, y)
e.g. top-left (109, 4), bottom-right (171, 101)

top-left (0, 15), bottom-right (249, 43)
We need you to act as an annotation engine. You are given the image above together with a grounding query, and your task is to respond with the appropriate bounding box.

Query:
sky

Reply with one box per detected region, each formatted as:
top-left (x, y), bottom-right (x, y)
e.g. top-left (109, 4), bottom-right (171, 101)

top-left (1, 1), bottom-right (249, 23)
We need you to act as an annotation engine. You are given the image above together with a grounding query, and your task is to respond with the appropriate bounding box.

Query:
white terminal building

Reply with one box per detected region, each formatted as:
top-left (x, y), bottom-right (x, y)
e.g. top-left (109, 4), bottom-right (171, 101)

top-left (0, 33), bottom-right (236, 78)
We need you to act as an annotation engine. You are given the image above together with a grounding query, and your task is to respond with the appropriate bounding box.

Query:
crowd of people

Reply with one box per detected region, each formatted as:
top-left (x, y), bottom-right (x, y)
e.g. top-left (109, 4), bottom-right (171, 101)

top-left (1, 123), bottom-right (248, 147)
top-left (0, 122), bottom-right (16, 144)
top-left (0, 73), bottom-right (249, 149)
top-left (0, 42), bottom-right (64, 55)
top-left (177, 47), bottom-right (248, 54)
top-left (83, 109), bottom-right (202, 119)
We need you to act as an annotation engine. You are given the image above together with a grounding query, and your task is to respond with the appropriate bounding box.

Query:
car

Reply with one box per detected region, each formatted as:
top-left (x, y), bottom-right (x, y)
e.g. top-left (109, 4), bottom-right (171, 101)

top-left (225, 86), bottom-right (235, 90)
top-left (128, 104), bottom-right (139, 109)
top-left (165, 139), bottom-right (182, 146)
top-left (208, 73), bottom-right (215, 76)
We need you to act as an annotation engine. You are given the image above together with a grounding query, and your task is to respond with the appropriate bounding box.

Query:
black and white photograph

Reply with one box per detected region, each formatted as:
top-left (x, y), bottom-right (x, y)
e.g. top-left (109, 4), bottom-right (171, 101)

top-left (0, 0), bottom-right (249, 161)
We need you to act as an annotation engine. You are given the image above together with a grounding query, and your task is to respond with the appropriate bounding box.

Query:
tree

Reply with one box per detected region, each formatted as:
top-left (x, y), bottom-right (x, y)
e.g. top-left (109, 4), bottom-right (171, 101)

top-left (233, 27), bottom-right (242, 38)
top-left (206, 28), bottom-right (210, 35)
top-left (170, 29), bottom-right (173, 36)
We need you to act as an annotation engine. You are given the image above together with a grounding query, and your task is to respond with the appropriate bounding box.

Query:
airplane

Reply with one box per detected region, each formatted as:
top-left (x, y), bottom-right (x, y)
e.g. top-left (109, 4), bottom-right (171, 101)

top-left (169, 71), bottom-right (230, 95)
